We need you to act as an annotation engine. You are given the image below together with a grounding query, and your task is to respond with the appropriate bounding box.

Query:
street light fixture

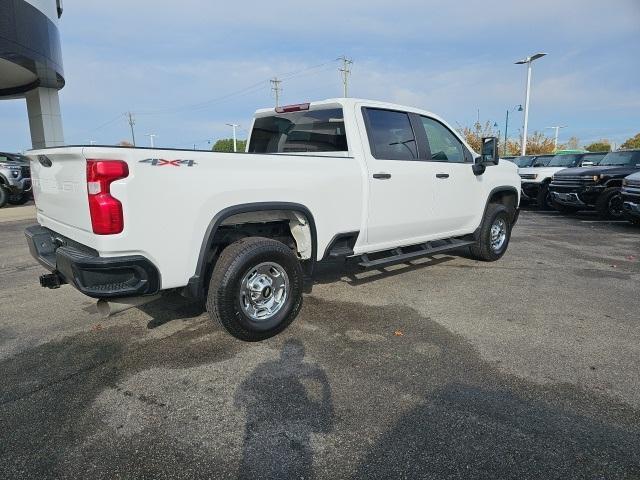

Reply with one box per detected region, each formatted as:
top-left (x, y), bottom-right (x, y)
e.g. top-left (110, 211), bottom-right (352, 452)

top-left (226, 123), bottom-right (240, 152)
top-left (545, 125), bottom-right (567, 151)
top-left (504, 104), bottom-right (523, 156)
top-left (515, 52), bottom-right (547, 155)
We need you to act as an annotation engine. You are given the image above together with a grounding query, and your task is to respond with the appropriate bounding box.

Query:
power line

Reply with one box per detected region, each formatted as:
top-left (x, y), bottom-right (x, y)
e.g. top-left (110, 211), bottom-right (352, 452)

top-left (337, 55), bottom-right (353, 97)
top-left (271, 77), bottom-right (282, 107)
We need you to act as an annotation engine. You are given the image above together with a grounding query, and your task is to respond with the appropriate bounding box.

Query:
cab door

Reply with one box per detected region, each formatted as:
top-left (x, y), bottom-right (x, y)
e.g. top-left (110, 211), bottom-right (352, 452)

top-left (360, 107), bottom-right (441, 251)
top-left (418, 115), bottom-right (483, 235)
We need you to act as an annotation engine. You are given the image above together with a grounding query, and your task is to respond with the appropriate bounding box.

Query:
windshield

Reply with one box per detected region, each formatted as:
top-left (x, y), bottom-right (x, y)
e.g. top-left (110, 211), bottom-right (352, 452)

top-left (249, 108), bottom-right (348, 153)
top-left (599, 151), bottom-right (640, 166)
top-left (581, 153), bottom-right (606, 165)
top-left (532, 156), bottom-right (552, 167)
top-left (547, 154), bottom-right (582, 167)
top-left (513, 156), bottom-right (535, 167)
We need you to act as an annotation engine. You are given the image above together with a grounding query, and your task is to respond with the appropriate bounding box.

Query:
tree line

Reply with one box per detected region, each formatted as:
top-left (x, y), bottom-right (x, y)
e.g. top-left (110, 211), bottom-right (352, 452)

top-left (458, 122), bottom-right (640, 155)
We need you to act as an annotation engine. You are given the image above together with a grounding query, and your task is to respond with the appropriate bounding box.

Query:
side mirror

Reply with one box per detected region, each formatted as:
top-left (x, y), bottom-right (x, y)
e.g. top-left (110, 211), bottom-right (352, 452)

top-left (473, 136), bottom-right (499, 176)
top-left (481, 137), bottom-right (499, 165)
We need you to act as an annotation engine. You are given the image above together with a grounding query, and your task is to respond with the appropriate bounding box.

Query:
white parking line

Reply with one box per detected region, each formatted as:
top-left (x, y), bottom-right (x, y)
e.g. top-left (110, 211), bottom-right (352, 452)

top-left (580, 220), bottom-right (629, 223)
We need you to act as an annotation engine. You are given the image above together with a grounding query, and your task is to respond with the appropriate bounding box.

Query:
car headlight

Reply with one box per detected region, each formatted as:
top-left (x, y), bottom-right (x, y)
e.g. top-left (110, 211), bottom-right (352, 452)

top-left (10, 169), bottom-right (20, 178)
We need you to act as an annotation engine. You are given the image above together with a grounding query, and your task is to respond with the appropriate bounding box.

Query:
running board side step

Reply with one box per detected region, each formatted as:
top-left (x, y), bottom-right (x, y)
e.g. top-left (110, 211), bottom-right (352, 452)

top-left (357, 238), bottom-right (475, 269)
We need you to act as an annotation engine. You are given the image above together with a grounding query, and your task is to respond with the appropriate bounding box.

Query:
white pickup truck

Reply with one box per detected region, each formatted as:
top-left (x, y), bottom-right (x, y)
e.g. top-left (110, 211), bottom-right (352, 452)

top-left (25, 98), bottom-right (520, 341)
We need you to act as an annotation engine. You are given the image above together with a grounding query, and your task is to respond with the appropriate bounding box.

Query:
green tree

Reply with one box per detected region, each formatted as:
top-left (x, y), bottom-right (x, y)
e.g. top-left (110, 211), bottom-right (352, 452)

top-left (621, 133), bottom-right (640, 150)
top-left (585, 141), bottom-right (611, 152)
top-left (212, 138), bottom-right (247, 152)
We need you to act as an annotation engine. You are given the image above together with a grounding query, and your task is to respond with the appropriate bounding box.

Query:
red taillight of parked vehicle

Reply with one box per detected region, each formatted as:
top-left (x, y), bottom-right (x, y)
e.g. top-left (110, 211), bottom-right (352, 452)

top-left (86, 160), bottom-right (129, 234)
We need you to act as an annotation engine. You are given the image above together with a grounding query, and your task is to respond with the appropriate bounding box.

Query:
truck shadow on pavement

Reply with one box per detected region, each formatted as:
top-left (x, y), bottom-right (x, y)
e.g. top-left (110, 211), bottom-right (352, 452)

top-left (1, 298), bottom-right (639, 479)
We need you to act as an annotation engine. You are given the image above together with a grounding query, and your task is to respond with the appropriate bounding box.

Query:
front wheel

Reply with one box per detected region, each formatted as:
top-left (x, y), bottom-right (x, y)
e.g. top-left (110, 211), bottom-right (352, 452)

top-left (595, 188), bottom-right (624, 219)
top-left (0, 186), bottom-right (8, 208)
top-left (206, 237), bottom-right (304, 341)
top-left (536, 184), bottom-right (553, 210)
top-left (469, 203), bottom-right (512, 261)
top-left (8, 192), bottom-right (30, 205)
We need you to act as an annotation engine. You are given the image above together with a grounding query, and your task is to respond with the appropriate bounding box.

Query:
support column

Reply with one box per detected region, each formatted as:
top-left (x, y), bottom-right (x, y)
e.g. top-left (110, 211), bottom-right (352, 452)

top-left (25, 87), bottom-right (65, 149)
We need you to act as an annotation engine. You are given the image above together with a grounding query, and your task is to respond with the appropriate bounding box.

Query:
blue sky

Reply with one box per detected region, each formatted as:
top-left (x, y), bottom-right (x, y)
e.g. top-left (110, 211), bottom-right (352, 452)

top-left (1, 0), bottom-right (639, 151)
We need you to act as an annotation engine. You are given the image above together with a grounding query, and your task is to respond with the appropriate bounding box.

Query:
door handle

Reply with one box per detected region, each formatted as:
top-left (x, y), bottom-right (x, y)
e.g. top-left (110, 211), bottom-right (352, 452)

top-left (373, 173), bottom-right (392, 180)
top-left (436, 173), bottom-right (450, 179)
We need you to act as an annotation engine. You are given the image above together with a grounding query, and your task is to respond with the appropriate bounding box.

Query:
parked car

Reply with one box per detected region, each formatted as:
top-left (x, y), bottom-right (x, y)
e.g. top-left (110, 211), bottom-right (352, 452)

top-left (24, 98), bottom-right (520, 341)
top-left (518, 152), bottom-right (606, 209)
top-left (549, 149), bottom-right (640, 218)
top-left (0, 152), bottom-right (32, 208)
top-left (622, 171), bottom-right (640, 225)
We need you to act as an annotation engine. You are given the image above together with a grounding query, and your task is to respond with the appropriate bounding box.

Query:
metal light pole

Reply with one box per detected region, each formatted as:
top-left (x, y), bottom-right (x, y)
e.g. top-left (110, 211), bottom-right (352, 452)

top-left (515, 53), bottom-right (547, 155)
top-left (226, 123), bottom-right (239, 152)
top-left (504, 105), bottom-right (523, 156)
top-left (145, 133), bottom-right (157, 148)
top-left (546, 125), bottom-right (567, 151)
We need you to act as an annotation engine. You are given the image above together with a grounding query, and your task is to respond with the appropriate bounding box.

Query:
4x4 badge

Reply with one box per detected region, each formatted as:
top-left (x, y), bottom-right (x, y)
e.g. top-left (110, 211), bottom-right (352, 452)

top-left (139, 159), bottom-right (197, 167)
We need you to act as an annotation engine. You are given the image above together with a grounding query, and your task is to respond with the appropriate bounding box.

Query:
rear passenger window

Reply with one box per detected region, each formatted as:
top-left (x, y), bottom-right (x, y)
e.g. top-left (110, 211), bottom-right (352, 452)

top-left (364, 109), bottom-right (418, 160)
top-left (421, 116), bottom-right (465, 163)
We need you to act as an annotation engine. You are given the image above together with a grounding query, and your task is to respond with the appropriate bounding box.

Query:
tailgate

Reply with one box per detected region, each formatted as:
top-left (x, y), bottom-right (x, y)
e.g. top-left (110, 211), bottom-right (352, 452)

top-left (27, 149), bottom-right (92, 232)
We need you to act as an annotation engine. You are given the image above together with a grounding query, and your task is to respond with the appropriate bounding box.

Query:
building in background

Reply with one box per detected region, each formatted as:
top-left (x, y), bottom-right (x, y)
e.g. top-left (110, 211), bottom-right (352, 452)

top-left (0, 0), bottom-right (65, 149)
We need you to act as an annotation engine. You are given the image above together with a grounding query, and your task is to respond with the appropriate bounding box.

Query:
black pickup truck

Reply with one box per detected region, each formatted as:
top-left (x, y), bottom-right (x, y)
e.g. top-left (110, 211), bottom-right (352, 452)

top-left (549, 150), bottom-right (640, 218)
top-left (622, 171), bottom-right (640, 225)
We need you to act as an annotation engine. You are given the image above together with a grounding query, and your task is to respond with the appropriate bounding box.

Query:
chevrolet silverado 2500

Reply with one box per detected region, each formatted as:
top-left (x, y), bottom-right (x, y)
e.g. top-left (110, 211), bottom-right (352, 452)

top-left (25, 98), bottom-right (520, 341)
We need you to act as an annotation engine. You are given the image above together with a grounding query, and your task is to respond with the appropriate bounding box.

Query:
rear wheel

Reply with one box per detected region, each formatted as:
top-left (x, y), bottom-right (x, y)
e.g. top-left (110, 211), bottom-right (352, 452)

top-left (206, 237), bottom-right (304, 341)
top-left (595, 188), bottom-right (624, 219)
top-left (0, 186), bottom-right (8, 208)
top-left (536, 183), bottom-right (553, 210)
top-left (469, 203), bottom-right (512, 262)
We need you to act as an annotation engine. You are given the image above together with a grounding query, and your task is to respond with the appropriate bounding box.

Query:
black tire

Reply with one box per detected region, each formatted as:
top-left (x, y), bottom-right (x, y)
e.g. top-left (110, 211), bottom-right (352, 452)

top-left (469, 203), bottom-right (512, 262)
top-left (8, 192), bottom-right (29, 205)
top-left (595, 188), bottom-right (624, 220)
top-left (206, 237), bottom-right (304, 342)
top-left (553, 202), bottom-right (580, 214)
top-left (0, 186), bottom-right (8, 208)
top-left (536, 183), bottom-right (553, 210)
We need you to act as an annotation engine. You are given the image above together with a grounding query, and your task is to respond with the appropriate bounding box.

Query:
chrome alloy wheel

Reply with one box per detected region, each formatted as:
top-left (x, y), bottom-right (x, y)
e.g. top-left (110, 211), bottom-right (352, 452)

top-left (490, 217), bottom-right (507, 252)
top-left (239, 262), bottom-right (289, 321)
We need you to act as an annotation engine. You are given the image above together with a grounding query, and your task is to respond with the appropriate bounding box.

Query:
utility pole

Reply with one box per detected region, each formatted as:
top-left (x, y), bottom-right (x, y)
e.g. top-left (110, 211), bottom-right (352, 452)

top-left (145, 133), bottom-right (157, 148)
top-left (126, 112), bottom-right (136, 146)
top-left (226, 123), bottom-right (240, 152)
top-left (338, 55), bottom-right (353, 97)
top-left (270, 77), bottom-right (282, 108)
top-left (545, 125), bottom-right (567, 151)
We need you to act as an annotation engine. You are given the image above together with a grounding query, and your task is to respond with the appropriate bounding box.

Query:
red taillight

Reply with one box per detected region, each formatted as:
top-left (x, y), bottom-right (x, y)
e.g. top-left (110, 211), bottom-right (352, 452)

top-left (86, 160), bottom-right (129, 235)
top-left (275, 103), bottom-right (310, 113)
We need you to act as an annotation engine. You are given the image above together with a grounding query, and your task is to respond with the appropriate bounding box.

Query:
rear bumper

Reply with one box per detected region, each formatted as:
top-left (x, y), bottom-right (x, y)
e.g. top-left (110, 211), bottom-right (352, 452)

top-left (25, 225), bottom-right (160, 298)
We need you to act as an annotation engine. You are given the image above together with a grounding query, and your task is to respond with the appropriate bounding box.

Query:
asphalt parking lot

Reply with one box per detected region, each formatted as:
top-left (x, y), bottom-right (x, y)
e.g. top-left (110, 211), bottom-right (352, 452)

top-left (1, 206), bottom-right (639, 479)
